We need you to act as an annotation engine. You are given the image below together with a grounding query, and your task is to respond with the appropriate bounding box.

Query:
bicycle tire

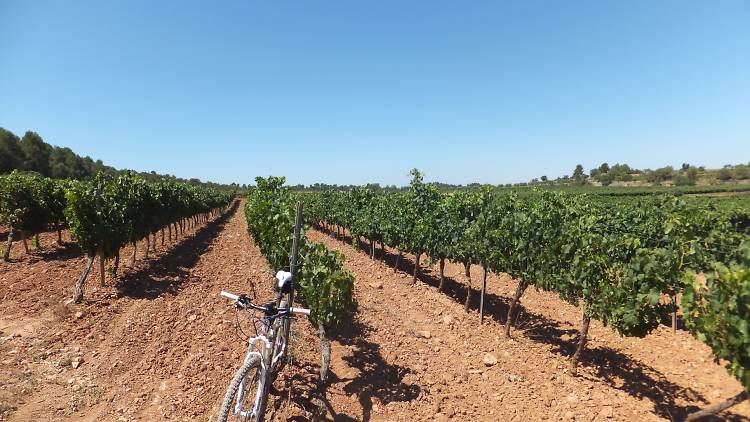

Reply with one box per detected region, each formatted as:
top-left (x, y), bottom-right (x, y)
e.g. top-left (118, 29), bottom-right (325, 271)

top-left (217, 355), bottom-right (266, 422)
top-left (271, 300), bottom-right (291, 375)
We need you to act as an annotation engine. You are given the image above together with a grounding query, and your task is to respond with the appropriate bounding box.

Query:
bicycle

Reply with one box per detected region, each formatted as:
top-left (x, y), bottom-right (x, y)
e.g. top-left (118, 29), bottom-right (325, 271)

top-left (217, 270), bottom-right (310, 422)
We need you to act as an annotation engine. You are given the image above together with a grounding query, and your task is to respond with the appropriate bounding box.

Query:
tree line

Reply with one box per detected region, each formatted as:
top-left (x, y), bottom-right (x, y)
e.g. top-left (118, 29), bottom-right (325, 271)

top-left (530, 162), bottom-right (750, 187)
top-left (0, 127), bottom-right (244, 192)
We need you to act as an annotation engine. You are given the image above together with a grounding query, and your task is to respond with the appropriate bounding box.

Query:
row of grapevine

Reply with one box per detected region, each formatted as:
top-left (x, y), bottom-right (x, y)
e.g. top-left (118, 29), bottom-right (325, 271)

top-left (66, 172), bottom-right (234, 302)
top-left (304, 169), bottom-right (749, 418)
top-left (0, 171), bottom-right (68, 259)
top-left (0, 170), bottom-right (234, 301)
top-left (244, 176), bottom-right (356, 386)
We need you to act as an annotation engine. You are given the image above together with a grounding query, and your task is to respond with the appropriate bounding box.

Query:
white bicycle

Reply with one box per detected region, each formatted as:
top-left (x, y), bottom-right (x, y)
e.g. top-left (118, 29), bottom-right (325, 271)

top-left (217, 271), bottom-right (310, 422)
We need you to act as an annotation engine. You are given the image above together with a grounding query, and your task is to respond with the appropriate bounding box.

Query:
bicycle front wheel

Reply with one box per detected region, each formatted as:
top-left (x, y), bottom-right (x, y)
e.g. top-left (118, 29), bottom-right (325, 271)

top-left (217, 355), bottom-right (268, 422)
top-left (271, 300), bottom-right (291, 374)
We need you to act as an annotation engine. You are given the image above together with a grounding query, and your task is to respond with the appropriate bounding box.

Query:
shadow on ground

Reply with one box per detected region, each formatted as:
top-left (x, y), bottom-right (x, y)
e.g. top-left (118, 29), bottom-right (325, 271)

top-left (37, 242), bottom-right (82, 261)
top-left (269, 317), bottom-right (420, 422)
top-left (115, 201), bottom-right (239, 300)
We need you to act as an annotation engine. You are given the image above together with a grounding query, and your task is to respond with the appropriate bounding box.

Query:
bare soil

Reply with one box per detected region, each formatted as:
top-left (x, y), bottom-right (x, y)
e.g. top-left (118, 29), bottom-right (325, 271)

top-left (1, 205), bottom-right (748, 421)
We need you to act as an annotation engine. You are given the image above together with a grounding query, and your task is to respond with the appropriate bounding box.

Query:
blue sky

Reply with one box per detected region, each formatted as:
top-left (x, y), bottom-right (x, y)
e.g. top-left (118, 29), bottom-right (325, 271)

top-left (1, 1), bottom-right (748, 186)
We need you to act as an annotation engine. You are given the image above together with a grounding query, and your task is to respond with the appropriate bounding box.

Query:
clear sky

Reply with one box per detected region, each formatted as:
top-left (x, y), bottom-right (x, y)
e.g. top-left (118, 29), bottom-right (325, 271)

top-left (1, 1), bottom-right (748, 186)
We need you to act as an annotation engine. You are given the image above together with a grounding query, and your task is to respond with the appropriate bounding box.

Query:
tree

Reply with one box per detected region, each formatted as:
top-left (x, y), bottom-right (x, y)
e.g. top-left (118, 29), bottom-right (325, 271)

top-left (572, 164), bottom-right (587, 185)
top-left (675, 168), bottom-right (699, 186)
top-left (19, 131), bottom-right (52, 176)
top-left (0, 128), bottom-right (24, 174)
top-left (717, 168), bottom-right (734, 181)
top-left (734, 165), bottom-right (749, 180)
top-left (599, 172), bottom-right (614, 186)
top-left (646, 166), bottom-right (675, 184)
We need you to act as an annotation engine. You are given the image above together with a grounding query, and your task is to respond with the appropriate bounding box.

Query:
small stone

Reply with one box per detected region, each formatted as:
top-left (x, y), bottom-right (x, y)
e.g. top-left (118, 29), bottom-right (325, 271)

top-left (416, 330), bottom-right (432, 339)
top-left (369, 282), bottom-right (383, 289)
top-left (442, 315), bottom-right (454, 325)
top-left (188, 314), bottom-right (197, 322)
top-left (74, 311), bottom-right (84, 319)
top-left (434, 413), bottom-right (448, 422)
top-left (598, 405), bottom-right (614, 419)
top-left (483, 353), bottom-right (498, 366)
top-left (71, 384), bottom-right (81, 392)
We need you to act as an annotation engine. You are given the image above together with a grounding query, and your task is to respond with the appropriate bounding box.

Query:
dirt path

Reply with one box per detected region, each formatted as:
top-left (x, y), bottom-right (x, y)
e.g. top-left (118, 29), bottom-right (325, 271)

top-left (0, 202), bottom-right (323, 421)
top-left (306, 228), bottom-right (750, 422)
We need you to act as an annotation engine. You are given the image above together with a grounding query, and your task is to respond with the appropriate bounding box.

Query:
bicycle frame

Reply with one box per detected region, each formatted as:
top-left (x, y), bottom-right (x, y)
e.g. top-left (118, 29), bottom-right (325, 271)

top-left (233, 311), bottom-right (288, 418)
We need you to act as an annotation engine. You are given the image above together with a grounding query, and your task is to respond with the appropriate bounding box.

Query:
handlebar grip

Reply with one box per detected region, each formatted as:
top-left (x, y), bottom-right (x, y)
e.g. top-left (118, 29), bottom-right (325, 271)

top-left (290, 307), bottom-right (311, 316)
top-left (220, 291), bottom-right (239, 301)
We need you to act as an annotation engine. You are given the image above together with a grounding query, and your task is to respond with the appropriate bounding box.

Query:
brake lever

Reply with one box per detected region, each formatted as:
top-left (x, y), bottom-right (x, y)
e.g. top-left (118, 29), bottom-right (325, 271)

top-left (236, 294), bottom-right (250, 309)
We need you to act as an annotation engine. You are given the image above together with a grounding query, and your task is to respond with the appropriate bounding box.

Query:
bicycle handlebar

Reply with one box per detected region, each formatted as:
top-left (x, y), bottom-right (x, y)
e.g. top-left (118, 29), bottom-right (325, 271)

top-left (220, 291), bottom-right (310, 316)
top-left (220, 291), bottom-right (239, 301)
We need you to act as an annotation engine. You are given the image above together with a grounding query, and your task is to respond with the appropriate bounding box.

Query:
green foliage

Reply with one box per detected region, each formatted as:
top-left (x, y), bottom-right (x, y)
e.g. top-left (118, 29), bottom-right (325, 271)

top-left (717, 167), bottom-right (734, 181)
top-left (572, 164), bottom-right (587, 185)
top-left (0, 171), bottom-right (55, 234)
top-left (64, 173), bottom-right (130, 257)
top-left (299, 243), bottom-right (357, 330)
top-left (306, 170), bottom-right (749, 346)
top-left (0, 128), bottom-right (23, 174)
top-left (63, 172), bottom-right (233, 257)
top-left (683, 245), bottom-right (750, 390)
top-left (245, 176), bottom-right (356, 331)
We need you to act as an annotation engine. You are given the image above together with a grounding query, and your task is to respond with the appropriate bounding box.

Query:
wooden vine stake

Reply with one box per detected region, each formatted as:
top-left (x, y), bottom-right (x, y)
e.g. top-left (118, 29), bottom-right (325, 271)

top-left (464, 262), bottom-right (472, 312)
top-left (97, 253), bottom-right (105, 286)
top-left (479, 263), bottom-right (488, 325)
top-left (73, 254), bottom-right (95, 303)
top-left (3, 227), bottom-right (13, 261)
top-left (20, 230), bottom-right (29, 254)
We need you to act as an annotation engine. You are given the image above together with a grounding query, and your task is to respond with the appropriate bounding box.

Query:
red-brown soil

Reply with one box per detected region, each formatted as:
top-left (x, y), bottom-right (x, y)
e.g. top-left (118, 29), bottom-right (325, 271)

top-left (1, 204), bottom-right (748, 421)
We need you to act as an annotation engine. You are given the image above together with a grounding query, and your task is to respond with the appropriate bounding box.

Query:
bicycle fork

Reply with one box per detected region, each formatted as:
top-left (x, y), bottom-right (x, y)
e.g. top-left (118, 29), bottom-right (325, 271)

top-left (235, 335), bottom-right (272, 419)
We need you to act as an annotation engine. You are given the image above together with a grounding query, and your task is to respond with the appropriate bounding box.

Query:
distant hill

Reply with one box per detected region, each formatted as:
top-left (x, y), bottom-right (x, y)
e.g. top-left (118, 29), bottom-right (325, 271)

top-left (0, 127), bottom-right (243, 191)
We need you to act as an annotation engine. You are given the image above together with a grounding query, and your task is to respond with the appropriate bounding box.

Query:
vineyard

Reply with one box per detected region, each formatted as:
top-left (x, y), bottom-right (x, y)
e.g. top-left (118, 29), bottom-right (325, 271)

top-left (302, 169), bottom-right (750, 419)
top-left (1, 170), bottom-right (234, 302)
top-left (1, 169), bottom-right (749, 421)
